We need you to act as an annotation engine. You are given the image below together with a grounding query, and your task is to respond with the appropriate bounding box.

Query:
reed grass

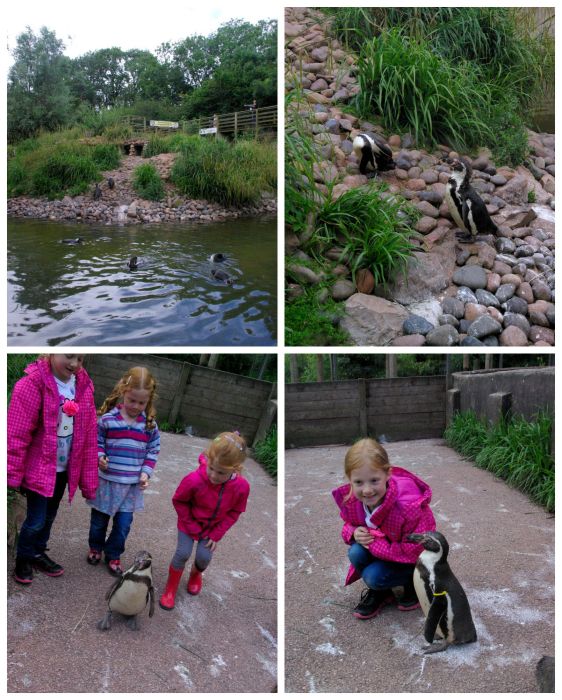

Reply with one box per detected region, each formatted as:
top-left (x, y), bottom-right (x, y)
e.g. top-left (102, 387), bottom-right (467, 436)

top-left (132, 163), bottom-right (165, 201)
top-left (252, 426), bottom-right (277, 479)
top-left (444, 410), bottom-right (554, 512)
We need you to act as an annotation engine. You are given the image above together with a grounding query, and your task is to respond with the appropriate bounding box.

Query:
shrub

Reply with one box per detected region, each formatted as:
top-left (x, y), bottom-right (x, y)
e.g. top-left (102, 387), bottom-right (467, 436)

top-left (132, 163), bottom-right (165, 201)
top-left (285, 293), bottom-right (349, 346)
top-left (253, 426), bottom-right (277, 479)
top-left (90, 144), bottom-right (121, 170)
top-left (31, 148), bottom-right (99, 198)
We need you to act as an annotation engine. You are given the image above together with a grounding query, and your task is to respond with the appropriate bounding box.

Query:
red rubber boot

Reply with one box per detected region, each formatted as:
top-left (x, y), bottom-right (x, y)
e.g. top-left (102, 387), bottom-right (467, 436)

top-left (159, 565), bottom-right (184, 610)
top-left (187, 564), bottom-right (203, 595)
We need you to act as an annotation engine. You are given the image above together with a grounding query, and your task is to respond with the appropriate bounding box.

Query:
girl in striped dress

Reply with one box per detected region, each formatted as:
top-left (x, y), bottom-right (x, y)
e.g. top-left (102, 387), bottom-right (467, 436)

top-left (87, 367), bottom-right (160, 576)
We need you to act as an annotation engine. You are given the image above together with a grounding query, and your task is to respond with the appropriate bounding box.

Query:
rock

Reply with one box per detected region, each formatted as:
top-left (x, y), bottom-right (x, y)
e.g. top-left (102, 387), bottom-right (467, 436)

top-left (502, 296), bottom-right (528, 316)
top-left (311, 46), bottom-right (329, 62)
top-left (468, 315), bottom-right (502, 339)
top-left (499, 326), bottom-right (528, 348)
top-left (415, 201), bottom-right (440, 218)
top-left (311, 78), bottom-right (329, 91)
top-left (495, 238), bottom-right (516, 254)
top-left (288, 264), bottom-right (322, 285)
top-left (460, 336), bottom-right (485, 346)
top-left (341, 294), bottom-right (409, 345)
top-left (516, 281), bottom-right (534, 304)
top-left (464, 303), bottom-right (487, 321)
top-left (414, 216), bottom-right (437, 234)
top-left (477, 243), bottom-right (496, 269)
top-left (439, 314), bottom-right (460, 328)
top-left (390, 334), bottom-right (426, 346)
top-left (425, 325), bottom-right (459, 346)
top-left (355, 268), bottom-right (375, 294)
top-left (403, 314), bottom-right (434, 336)
top-left (491, 174), bottom-right (507, 186)
top-left (495, 283), bottom-right (516, 303)
top-left (528, 310), bottom-right (550, 327)
top-left (456, 286), bottom-right (478, 304)
top-left (406, 178), bottom-right (426, 191)
top-left (332, 279), bottom-right (356, 301)
top-left (421, 170), bottom-right (439, 185)
top-left (531, 280), bottom-right (552, 302)
top-left (503, 312), bottom-right (531, 336)
top-left (528, 326), bottom-right (554, 345)
top-left (486, 272), bottom-right (501, 293)
top-left (475, 289), bottom-right (500, 308)
top-left (452, 265), bottom-right (487, 290)
top-left (495, 176), bottom-right (529, 205)
top-left (441, 297), bottom-right (465, 319)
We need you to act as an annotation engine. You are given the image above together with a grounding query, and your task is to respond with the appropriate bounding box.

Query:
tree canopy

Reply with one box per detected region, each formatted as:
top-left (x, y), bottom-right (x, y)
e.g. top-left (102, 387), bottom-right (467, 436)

top-left (8, 19), bottom-right (277, 142)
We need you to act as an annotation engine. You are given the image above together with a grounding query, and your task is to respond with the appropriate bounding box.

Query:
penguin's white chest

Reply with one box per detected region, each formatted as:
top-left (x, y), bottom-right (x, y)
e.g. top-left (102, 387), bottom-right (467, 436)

top-left (444, 185), bottom-right (466, 231)
top-left (110, 578), bottom-right (150, 616)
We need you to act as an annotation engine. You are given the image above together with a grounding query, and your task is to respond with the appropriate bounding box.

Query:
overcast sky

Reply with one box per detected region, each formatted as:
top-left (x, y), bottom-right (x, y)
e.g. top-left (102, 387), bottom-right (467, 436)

top-left (5, 0), bottom-right (276, 61)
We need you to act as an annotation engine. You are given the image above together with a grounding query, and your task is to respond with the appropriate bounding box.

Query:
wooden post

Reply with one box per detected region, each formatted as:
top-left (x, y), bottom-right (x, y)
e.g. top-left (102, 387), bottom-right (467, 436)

top-left (316, 355), bottom-right (324, 382)
top-left (234, 111), bottom-right (238, 141)
top-left (358, 379), bottom-right (368, 437)
top-left (255, 107), bottom-right (259, 138)
top-left (253, 383), bottom-right (277, 446)
top-left (168, 363), bottom-right (192, 425)
top-left (289, 355), bottom-right (299, 383)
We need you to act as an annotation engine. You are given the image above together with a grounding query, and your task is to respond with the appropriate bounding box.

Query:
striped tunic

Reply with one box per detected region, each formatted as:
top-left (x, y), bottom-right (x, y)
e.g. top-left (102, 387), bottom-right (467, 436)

top-left (97, 407), bottom-right (160, 484)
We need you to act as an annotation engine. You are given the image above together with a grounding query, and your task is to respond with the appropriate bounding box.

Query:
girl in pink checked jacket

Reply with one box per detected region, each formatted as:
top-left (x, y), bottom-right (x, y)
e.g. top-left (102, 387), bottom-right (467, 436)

top-left (8, 355), bottom-right (98, 586)
top-left (332, 438), bottom-right (435, 621)
top-left (159, 431), bottom-right (250, 610)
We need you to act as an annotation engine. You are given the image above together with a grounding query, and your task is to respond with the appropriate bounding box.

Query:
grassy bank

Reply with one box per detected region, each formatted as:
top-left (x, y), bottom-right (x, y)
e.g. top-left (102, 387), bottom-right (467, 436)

top-left (444, 410), bottom-right (554, 512)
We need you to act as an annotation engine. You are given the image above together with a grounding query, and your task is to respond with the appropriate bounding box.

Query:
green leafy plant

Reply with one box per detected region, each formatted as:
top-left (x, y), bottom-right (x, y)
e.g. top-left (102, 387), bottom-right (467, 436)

top-left (90, 144), bottom-right (121, 170)
top-left (285, 293), bottom-right (349, 346)
top-left (132, 162), bottom-right (165, 201)
top-left (253, 426), bottom-right (277, 479)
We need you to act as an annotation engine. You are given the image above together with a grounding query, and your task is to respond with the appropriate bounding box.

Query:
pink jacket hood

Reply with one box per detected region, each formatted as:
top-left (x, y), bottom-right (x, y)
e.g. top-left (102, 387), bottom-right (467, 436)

top-left (332, 466), bottom-right (436, 585)
top-left (8, 359), bottom-right (99, 502)
top-left (172, 453), bottom-right (250, 542)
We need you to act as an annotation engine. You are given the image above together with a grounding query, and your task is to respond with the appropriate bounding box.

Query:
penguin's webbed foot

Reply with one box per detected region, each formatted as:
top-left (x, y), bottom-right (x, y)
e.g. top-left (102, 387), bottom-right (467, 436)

top-left (422, 640), bottom-right (449, 654)
top-left (454, 231), bottom-right (475, 243)
top-left (126, 615), bottom-right (139, 631)
top-left (97, 612), bottom-right (112, 631)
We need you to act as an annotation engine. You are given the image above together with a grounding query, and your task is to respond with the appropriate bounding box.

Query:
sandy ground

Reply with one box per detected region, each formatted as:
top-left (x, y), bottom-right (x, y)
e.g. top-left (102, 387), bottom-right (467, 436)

top-left (7, 433), bottom-right (277, 693)
top-left (285, 438), bottom-right (554, 693)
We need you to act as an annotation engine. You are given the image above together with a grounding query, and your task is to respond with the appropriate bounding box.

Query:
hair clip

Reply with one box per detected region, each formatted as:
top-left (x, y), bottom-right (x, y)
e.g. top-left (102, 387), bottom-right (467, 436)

top-left (222, 433), bottom-right (244, 451)
top-left (124, 375), bottom-right (132, 385)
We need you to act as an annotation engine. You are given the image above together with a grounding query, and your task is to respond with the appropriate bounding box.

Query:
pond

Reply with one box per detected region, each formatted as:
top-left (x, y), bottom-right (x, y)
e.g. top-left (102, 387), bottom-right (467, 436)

top-left (8, 217), bottom-right (277, 346)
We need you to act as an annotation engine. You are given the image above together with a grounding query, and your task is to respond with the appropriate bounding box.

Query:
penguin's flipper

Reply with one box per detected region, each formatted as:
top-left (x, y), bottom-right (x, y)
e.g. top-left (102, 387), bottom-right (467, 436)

top-left (97, 611), bottom-right (113, 631)
top-left (359, 150), bottom-right (373, 176)
top-left (423, 639), bottom-right (449, 655)
top-left (148, 586), bottom-right (155, 617)
top-left (126, 615), bottom-right (139, 631)
top-left (423, 595), bottom-right (447, 644)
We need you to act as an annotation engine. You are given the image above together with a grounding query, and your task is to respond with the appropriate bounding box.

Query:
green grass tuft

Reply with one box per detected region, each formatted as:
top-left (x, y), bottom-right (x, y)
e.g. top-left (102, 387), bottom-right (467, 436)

top-left (132, 163), bottom-right (165, 201)
top-left (252, 426), bottom-right (277, 479)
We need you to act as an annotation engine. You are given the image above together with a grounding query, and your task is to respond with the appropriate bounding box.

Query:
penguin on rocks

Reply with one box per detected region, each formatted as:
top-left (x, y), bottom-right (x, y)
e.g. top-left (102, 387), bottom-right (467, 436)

top-left (445, 158), bottom-right (497, 243)
top-left (406, 531), bottom-right (477, 654)
top-left (98, 550), bottom-right (155, 631)
top-left (352, 132), bottom-right (396, 178)
top-left (107, 177), bottom-right (115, 190)
top-left (93, 183), bottom-right (102, 201)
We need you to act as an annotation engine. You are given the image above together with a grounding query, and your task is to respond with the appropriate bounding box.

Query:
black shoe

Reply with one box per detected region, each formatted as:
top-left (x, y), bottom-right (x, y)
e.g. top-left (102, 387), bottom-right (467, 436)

top-left (14, 557), bottom-right (34, 585)
top-left (396, 581), bottom-right (420, 611)
top-left (353, 588), bottom-right (393, 620)
top-left (33, 552), bottom-right (64, 577)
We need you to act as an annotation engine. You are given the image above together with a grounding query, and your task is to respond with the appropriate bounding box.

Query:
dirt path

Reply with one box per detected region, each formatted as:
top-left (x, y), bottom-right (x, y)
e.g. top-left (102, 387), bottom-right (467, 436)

top-left (7, 433), bottom-right (277, 693)
top-left (285, 438), bottom-right (554, 693)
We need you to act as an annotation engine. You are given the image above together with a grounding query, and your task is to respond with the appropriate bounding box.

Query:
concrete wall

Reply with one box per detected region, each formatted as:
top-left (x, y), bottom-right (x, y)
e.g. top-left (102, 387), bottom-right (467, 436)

top-left (447, 367), bottom-right (554, 426)
top-left (286, 376), bottom-right (446, 448)
top-left (83, 354), bottom-right (276, 444)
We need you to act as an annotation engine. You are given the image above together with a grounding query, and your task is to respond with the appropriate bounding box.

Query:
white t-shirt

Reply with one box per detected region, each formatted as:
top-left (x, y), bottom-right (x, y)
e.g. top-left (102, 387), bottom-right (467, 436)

top-left (363, 502), bottom-right (382, 529)
top-left (55, 375), bottom-right (76, 472)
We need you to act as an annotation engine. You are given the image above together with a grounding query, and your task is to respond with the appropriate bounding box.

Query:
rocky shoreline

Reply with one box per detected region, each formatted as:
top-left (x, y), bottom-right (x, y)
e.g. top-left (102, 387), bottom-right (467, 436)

top-left (285, 7), bottom-right (555, 347)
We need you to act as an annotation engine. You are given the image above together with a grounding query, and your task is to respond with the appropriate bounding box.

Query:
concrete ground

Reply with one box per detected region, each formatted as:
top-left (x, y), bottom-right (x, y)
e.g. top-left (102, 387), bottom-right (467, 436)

top-left (7, 433), bottom-right (277, 693)
top-left (285, 438), bottom-right (554, 693)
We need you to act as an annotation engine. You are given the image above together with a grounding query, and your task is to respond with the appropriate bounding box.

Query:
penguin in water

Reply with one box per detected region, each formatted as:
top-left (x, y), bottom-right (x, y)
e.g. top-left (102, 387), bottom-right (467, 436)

top-left (93, 183), bottom-right (102, 201)
top-left (406, 531), bottom-right (477, 654)
top-left (211, 268), bottom-right (233, 285)
top-left (128, 256), bottom-right (148, 271)
top-left (98, 550), bottom-right (155, 631)
top-left (209, 253), bottom-right (227, 263)
top-left (445, 158), bottom-right (497, 243)
top-left (61, 237), bottom-right (83, 245)
top-left (352, 132), bottom-right (396, 178)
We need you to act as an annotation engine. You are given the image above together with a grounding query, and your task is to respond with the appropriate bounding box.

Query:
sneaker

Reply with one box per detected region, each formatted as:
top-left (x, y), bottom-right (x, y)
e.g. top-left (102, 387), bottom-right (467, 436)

top-left (87, 549), bottom-right (102, 565)
top-left (106, 559), bottom-right (123, 577)
top-left (353, 588), bottom-right (394, 620)
top-left (32, 552), bottom-right (64, 577)
top-left (14, 557), bottom-right (34, 585)
top-left (396, 582), bottom-right (420, 611)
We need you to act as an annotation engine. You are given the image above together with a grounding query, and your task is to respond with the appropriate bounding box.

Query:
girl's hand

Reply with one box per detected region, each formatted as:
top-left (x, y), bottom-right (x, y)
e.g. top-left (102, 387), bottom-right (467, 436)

top-left (139, 473), bottom-right (149, 490)
top-left (204, 539), bottom-right (217, 552)
top-left (98, 455), bottom-right (108, 471)
top-left (354, 526), bottom-right (375, 546)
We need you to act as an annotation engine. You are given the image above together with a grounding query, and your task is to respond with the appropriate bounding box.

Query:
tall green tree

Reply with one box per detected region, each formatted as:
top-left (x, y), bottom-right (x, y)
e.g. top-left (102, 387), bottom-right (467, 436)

top-left (7, 27), bottom-right (73, 141)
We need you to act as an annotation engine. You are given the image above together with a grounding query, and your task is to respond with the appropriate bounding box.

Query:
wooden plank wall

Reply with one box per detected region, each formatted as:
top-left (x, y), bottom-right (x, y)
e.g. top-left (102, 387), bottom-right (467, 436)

top-left (83, 354), bottom-right (274, 443)
top-left (286, 376), bottom-right (446, 447)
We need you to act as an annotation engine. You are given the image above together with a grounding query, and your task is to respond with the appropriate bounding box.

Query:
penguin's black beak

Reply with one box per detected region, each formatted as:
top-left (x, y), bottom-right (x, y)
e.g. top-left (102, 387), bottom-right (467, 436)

top-left (407, 533), bottom-right (425, 543)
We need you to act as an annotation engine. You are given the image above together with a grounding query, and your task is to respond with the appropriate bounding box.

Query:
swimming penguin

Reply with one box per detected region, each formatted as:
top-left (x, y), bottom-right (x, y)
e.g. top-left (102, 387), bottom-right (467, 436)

top-left (209, 253), bottom-right (227, 263)
top-left (98, 550), bottom-right (155, 631)
top-left (406, 531), bottom-right (477, 654)
top-left (61, 237), bottom-right (83, 245)
top-left (93, 183), bottom-right (102, 201)
top-left (107, 177), bottom-right (115, 190)
top-left (128, 256), bottom-right (148, 271)
top-left (352, 132), bottom-right (396, 178)
top-left (446, 158), bottom-right (497, 243)
top-left (211, 268), bottom-right (233, 285)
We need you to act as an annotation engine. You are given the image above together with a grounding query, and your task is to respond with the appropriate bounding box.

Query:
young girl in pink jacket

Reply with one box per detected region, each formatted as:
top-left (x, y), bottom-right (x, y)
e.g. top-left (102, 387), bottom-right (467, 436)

top-left (8, 355), bottom-right (98, 585)
top-left (159, 431), bottom-right (250, 610)
top-left (332, 438), bottom-right (435, 620)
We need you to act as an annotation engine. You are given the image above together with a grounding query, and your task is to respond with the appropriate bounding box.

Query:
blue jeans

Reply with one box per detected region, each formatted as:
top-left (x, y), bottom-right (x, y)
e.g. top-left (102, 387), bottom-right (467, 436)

top-left (17, 471), bottom-right (68, 559)
top-left (88, 508), bottom-right (133, 561)
top-left (348, 542), bottom-right (414, 590)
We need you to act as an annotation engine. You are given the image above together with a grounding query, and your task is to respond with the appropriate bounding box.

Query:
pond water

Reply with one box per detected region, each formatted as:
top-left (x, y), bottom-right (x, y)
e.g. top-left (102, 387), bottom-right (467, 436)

top-left (8, 217), bottom-right (277, 346)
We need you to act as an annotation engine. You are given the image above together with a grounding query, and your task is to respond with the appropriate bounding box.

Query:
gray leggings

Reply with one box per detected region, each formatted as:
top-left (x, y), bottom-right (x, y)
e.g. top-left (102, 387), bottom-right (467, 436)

top-left (171, 530), bottom-right (214, 571)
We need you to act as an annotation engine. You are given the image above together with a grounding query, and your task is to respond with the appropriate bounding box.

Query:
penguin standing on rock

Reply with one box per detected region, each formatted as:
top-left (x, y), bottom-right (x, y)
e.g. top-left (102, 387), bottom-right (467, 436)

top-left (445, 158), bottom-right (497, 243)
top-left (352, 132), bottom-right (396, 178)
top-left (406, 531), bottom-right (477, 654)
top-left (98, 550), bottom-right (155, 631)
top-left (93, 183), bottom-right (102, 201)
